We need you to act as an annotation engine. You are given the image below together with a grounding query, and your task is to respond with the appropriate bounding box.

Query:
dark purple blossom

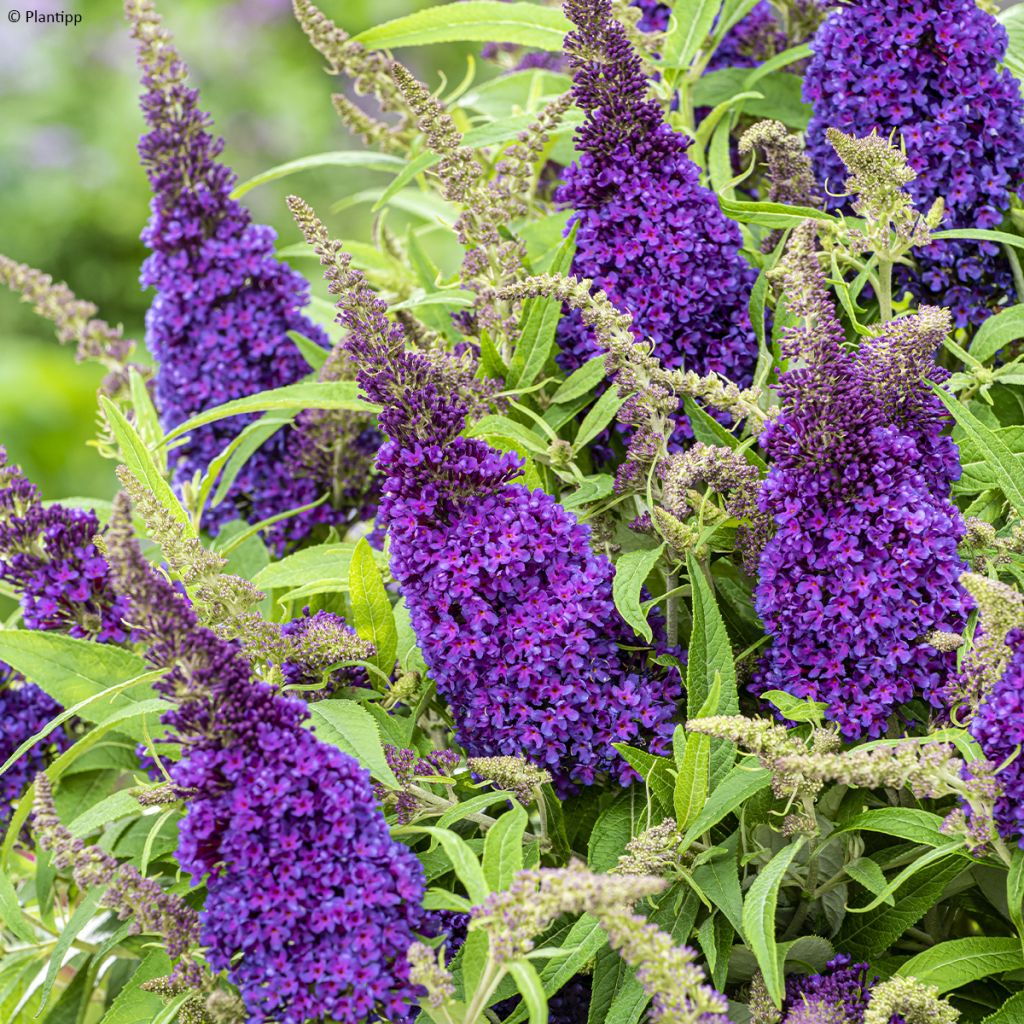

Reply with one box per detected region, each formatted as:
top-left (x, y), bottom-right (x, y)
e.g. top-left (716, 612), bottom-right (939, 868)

top-left (0, 663), bottom-right (69, 826)
top-left (970, 627), bottom-right (1024, 847)
top-left (804, 0), bottom-right (1024, 327)
top-left (127, 0), bottom-right (347, 549)
top-left (104, 500), bottom-right (425, 1024)
top-left (288, 207), bottom-right (684, 795)
top-left (783, 956), bottom-right (874, 1024)
top-left (556, 0), bottom-right (757, 451)
top-left (753, 229), bottom-right (968, 738)
top-left (0, 449), bottom-right (127, 821)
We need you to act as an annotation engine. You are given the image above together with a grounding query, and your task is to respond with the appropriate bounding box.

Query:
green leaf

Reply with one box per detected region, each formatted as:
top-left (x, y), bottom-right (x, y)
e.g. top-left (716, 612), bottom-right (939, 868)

top-left (589, 792), bottom-right (639, 873)
top-left (349, 537), bottom-right (398, 678)
top-left (742, 839), bottom-right (804, 1006)
top-left (834, 808), bottom-right (955, 850)
top-left (0, 869), bottom-right (36, 944)
top-left (691, 836), bottom-right (744, 934)
top-left (612, 744), bottom-right (674, 812)
top-left (508, 225), bottom-right (577, 389)
top-left (847, 843), bottom-right (965, 914)
top-left (307, 700), bottom-right (399, 788)
top-left (208, 413), bottom-right (293, 509)
top-left (1009, 848), bottom-right (1024, 956)
top-left (982, 991), bottom-right (1024, 1024)
top-left (931, 384), bottom-right (1024, 517)
top-left (844, 858), bottom-right (892, 905)
top-left (405, 826), bottom-right (489, 904)
top-left (686, 555), bottom-right (738, 782)
top-left (662, 0), bottom-right (721, 68)
top-left (573, 389), bottom-right (626, 452)
top-left (562, 474), bottom-right (616, 510)
top-left (484, 805), bottom-right (528, 892)
top-left (673, 728), bottom-right (711, 829)
top-left (898, 938), bottom-right (1024, 994)
top-left (354, 2), bottom-right (571, 51)
top-left (435, 791), bottom-right (517, 829)
top-left (66, 790), bottom-right (141, 839)
top-left (0, 632), bottom-right (162, 744)
top-left (38, 890), bottom-right (104, 1012)
top-left (761, 690), bottom-right (827, 725)
top-left (683, 398), bottom-right (767, 472)
top-left (680, 761), bottom-right (772, 851)
top-left (551, 355), bottom-right (608, 404)
top-left (468, 415), bottom-right (550, 455)
top-left (128, 368), bottom-right (165, 473)
top-left (718, 197), bottom-right (835, 229)
top-left (230, 151), bottom-right (404, 198)
top-left (162, 381), bottom-right (378, 443)
top-left (508, 961), bottom-right (549, 1024)
top-left (838, 857), bottom-right (966, 959)
top-left (252, 541), bottom-right (368, 591)
top-left (612, 544), bottom-right (665, 643)
top-left (97, 951), bottom-right (174, 1024)
top-left (969, 305), bottom-right (1024, 363)
top-left (100, 396), bottom-right (192, 534)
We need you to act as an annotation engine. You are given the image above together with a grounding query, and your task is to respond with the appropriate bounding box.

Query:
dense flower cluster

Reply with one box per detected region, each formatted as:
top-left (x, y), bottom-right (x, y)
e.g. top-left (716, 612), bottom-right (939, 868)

top-left (556, 0), bottom-right (757, 451)
top-left (291, 199), bottom-right (682, 794)
top-left (969, 627), bottom-right (1024, 847)
top-left (804, 0), bottom-right (1024, 326)
top-left (754, 227), bottom-right (968, 738)
top-left (782, 956), bottom-right (875, 1024)
top-left (104, 499), bottom-right (425, 1024)
top-left (0, 663), bottom-right (69, 826)
top-left (126, 0), bottom-right (358, 548)
top-left (0, 449), bottom-right (126, 820)
top-left (279, 607), bottom-right (368, 698)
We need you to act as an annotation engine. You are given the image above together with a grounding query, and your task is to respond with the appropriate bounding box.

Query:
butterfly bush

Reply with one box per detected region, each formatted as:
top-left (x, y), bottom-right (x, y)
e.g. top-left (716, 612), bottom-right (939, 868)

top-left (555, 0), bottom-right (757, 449)
top-left (804, 0), bottom-right (1024, 326)
top-left (102, 501), bottom-right (425, 1024)
top-left (127, 0), bottom-right (378, 549)
top-left (9, 0), bottom-right (1024, 1020)
top-left (753, 225), bottom-right (969, 737)
top-left (291, 198), bottom-right (681, 794)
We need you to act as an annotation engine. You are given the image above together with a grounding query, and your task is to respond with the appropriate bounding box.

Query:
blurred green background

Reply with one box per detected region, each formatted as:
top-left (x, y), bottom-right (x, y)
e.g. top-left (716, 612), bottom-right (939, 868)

top-left (0, 0), bottom-right (474, 501)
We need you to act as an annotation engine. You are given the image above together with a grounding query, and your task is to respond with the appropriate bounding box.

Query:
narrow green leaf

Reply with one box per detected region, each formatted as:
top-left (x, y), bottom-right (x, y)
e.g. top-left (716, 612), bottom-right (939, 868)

top-left (252, 541), bottom-right (368, 591)
top-left (612, 545), bottom-right (665, 643)
top-left (404, 826), bottom-right (489, 904)
top-left (968, 305), bottom-right (1024, 363)
top-left (932, 384), bottom-right (1024, 516)
top-left (0, 632), bottom-right (162, 744)
top-left (508, 225), bottom-right (577, 389)
top-left (307, 700), bottom-right (399, 788)
top-left (469, 415), bottom-right (549, 455)
top-left (231, 151), bottom-right (404, 198)
top-left (551, 355), bottom-right (608, 404)
top-left (846, 844), bottom-right (964, 914)
top-left (484, 805), bottom-right (528, 892)
top-left (97, 951), bottom-right (173, 1024)
top-left (128, 369), bottom-right (165, 473)
top-left (355, 2), bottom-right (571, 50)
top-left (508, 960), bottom-right (549, 1024)
top-left (435, 791), bottom-right (517, 830)
top-left (691, 836), bottom-right (744, 934)
top-left (981, 990), bottom-right (1024, 1024)
top-left (612, 744), bottom-right (674, 811)
top-left (37, 890), bottom-right (104, 1012)
top-left (101, 396), bottom-right (191, 533)
top-left (663, 0), bottom-right (720, 68)
top-left (673, 729), bottom-right (711, 829)
top-left (0, 869), bottom-right (36, 944)
top-left (844, 858), bottom-right (892, 905)
top-left (834, 808), bottom-right (958, 850)
top-left (562, 474), bottom-right (616, 509)
top-left (67, 790), bottom-right (141, 838)
top-left (1009, 848), bottom-right (1024, 956)
top-left (349, 536), bottom-right (398, 678)
top-left (573, 389), bottom-right (626, 452)
top-left (742, 839), bottom-right (805, 1006)
top-left (761, 690), bottom-right (827, 725)
top-left (686, 555), bottom-right (738, 782)
top-left (680, 762), bottom-right (772, 850)
top-left (898, 938), bottom-right (1024, 994)
top-left (162, 381), bottom-right (378, 443)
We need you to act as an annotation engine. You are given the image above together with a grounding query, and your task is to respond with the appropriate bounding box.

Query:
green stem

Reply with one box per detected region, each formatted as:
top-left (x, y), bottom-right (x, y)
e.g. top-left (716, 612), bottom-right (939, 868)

top-left (665, 571), bottom-right (679, 649)
top-left (877, 258), bottom-right (894, 322)
top-left (463, 959), bottom-right (505, 1024)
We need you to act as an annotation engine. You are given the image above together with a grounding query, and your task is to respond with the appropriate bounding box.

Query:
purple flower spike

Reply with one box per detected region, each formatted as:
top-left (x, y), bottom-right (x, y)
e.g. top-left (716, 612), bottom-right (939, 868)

top-left (804, 0), bottom-right (1024, 328)
top-left (126, 0), bottom-right (342, 549)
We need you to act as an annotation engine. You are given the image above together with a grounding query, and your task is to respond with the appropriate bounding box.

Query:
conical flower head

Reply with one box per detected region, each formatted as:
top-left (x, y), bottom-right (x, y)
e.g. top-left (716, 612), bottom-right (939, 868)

top-left (555, 0), bottom-right (758, 437)
top-left (753, 227), bottom-right (969, 737)
top-left (126, 0), bottom-right (347, 548)
top-left (804, 0), bottom-right (1024, 326)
